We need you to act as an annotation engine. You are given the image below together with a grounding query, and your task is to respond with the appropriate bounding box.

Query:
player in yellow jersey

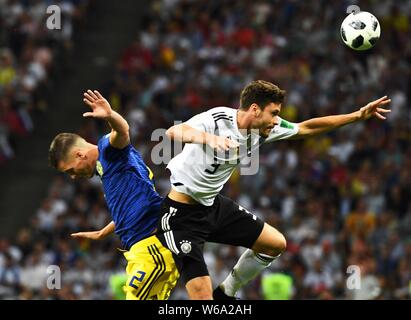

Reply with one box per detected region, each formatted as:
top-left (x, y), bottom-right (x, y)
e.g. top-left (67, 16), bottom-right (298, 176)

top-left (49, 90), bottom-right (179, 299)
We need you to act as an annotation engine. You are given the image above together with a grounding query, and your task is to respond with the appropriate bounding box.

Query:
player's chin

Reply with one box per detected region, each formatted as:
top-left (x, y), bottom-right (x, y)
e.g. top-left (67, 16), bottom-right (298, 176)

top-left (259, 128), bottom-right (271, 138)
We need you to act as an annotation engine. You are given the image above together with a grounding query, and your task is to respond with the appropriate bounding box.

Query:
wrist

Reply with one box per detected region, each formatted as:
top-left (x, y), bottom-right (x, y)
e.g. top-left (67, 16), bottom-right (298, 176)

top-left (353, 109), bottom-right (362, 121)
top-left (104, 110), bottom-right (114, 121)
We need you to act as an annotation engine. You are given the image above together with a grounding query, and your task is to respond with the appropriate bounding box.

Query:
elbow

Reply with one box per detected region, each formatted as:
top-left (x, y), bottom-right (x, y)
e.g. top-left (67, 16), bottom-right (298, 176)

top-left (166, 124), bottom-right (190, 142)
top-left (166, 124), bottom-right (181, 139)
top-left (122, 125), bottom-right (130, 139)
top-left (124, 124), bottom-right (130, 137)
top-left (119, 123), bottom-right (130, 137)
top-left (166, 126), bottom-right (174, 139)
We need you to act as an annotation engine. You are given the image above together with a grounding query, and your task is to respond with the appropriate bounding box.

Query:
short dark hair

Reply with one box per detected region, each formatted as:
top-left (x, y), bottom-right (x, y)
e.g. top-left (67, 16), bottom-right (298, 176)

top-left (240, 80), bottom-right (286, 110)
top-left (48, 133), bottom-right (82, 169)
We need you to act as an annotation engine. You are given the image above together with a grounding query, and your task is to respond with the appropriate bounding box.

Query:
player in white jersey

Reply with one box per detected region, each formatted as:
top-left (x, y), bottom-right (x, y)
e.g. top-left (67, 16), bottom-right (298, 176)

top-left (167, 106), bottom-right (298, 206)
top-left (158, 80), bottom-right (391, 299)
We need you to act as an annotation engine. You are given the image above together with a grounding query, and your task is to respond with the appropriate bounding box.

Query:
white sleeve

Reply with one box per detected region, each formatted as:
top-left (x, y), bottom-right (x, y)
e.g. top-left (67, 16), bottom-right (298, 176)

top-left (263, 117), bottom-right (299, 143)
top-left (184, 111), bottom-right (216, 134)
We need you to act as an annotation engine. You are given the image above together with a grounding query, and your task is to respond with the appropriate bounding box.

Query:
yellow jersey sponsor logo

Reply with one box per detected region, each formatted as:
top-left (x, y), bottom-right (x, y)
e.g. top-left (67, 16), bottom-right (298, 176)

top-left (96, 161), bottom-right (104, 176)
top-left (146, 166), bottom-right (156, 191)
top-left (146, 166), bottom-right (154, 180)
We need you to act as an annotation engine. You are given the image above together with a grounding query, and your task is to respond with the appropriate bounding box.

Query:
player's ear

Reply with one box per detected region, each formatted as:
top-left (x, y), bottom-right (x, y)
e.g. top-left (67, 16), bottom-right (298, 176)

top-left (75, 150), bottom-right (86, 159)
top-left (250, 103), bottom-right (260, 117)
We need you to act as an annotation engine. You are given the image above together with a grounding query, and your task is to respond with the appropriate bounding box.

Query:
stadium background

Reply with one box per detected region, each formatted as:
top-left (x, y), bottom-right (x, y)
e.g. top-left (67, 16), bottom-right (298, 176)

top-left (0, 0), bottom-right (410, 300)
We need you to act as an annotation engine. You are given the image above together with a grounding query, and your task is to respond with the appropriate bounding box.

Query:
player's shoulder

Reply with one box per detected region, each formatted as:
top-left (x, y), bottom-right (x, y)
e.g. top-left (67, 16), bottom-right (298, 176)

top-left (98, 133), bottom-right (132, 156)
top-left (207, 106), bottom-right (236, 119)
top-left (97, 133), bottom-right (111, 147)
top-left (186, 106), bottom-right (236, 129)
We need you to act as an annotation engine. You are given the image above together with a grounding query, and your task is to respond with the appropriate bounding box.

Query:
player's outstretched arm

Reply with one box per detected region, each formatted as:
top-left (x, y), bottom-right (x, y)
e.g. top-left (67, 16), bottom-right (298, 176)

top-left (166, 123), bottom-right (239, 152)
top-left (294, 96), bottom-right (391, 138)
top-left (71, 221), bottom-right (115, 240)
top-left (83, 90), bottom-right (130, 149)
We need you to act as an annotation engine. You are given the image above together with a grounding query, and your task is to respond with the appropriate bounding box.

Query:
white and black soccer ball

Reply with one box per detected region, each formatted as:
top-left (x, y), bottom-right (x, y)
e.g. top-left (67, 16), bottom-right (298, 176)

top-left (340, 11), bottom-right (381, 51)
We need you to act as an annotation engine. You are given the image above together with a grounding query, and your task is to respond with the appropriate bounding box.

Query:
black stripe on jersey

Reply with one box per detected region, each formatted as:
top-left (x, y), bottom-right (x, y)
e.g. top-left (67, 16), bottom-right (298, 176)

top-left (141, 244), bottom-right (166, 300)
top-left (136, 244), bottom-right (162, 299)
top-left (212, 112), bottom-right (227, 117)
top-left (214, 116), bottom-right (233, 122)
top-left (247, 134), bottom-right (252, 156)
top-left (212, 112), bottom-right (232, 118)
top-left (172, 182), bottom-right (184, 187)
top-left (213, 117), bottom-right (233, 126)
top-left (141, 245), bottom-right (166, 300)
top-left (212, 111), bottom-right (233, 121)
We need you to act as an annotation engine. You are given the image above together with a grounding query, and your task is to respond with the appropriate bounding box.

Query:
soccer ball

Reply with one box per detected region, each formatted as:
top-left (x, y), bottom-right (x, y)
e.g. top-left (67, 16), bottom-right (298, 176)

top-left (340, 11), bottom-right (381, 51)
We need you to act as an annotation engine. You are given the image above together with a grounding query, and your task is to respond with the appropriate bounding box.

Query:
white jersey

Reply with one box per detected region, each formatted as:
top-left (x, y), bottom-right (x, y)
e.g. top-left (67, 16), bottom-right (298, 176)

top-left (167, 106), bottom-right (299, 206)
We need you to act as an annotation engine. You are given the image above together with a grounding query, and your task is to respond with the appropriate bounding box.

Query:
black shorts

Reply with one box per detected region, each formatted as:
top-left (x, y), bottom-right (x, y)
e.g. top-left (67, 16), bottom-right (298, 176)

top-left (157, 194), bottom-right (265, 284)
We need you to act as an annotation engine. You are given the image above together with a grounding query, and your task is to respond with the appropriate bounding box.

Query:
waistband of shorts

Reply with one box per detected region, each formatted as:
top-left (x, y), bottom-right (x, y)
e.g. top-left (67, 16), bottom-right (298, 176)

top-left (164, 196), bottom-right (207, 209)
top-left (127, 234), bottom-right (159, 252)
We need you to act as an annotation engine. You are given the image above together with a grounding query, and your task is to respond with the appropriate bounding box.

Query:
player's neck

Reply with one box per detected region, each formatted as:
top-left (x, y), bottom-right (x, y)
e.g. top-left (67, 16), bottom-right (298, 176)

top-left (86, 144), bottom-right (99, 163)
top-left (236, 109), bottom-right (253, 131)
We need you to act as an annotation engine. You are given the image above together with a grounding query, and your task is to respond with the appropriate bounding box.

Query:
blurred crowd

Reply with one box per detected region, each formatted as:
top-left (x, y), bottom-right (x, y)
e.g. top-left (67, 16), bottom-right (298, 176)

top-left (1, 0), bottom-right (411, 299)
top-left (0, 0), bottom-right (90, 166)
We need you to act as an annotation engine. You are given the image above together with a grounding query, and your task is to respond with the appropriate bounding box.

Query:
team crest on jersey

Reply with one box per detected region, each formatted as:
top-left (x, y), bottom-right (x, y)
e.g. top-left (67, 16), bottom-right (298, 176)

top-left (96, 161), bottom-right (103, 176)
top-left (179, 240), bottom-right (192, 254)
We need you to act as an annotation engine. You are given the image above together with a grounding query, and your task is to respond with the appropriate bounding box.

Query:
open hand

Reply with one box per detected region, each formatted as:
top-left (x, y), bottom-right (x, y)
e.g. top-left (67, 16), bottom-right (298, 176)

top-left (359, 96), bottom-right (391, 120)
top-left (83, 90), bottom-right (112, 120)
